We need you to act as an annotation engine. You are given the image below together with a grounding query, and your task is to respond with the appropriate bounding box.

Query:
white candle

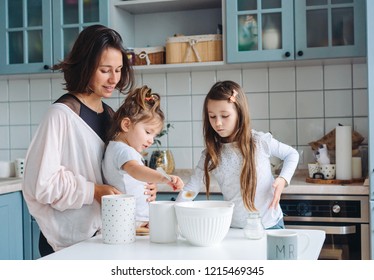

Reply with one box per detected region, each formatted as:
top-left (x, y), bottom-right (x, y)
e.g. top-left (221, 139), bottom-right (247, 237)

top-left (335, 126), bottom-right (352, 180)
top-left (351, 157), bottom-right (362, 179)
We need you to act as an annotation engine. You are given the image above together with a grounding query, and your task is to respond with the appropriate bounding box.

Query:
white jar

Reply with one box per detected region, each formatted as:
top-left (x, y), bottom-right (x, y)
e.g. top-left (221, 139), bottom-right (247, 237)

top-left (243, 212), bottom-right (265, 239)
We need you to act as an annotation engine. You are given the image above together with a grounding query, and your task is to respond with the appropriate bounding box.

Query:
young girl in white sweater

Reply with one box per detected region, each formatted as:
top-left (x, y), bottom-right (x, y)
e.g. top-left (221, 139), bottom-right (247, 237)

top-left (177, 80), bottom-right (299, 229)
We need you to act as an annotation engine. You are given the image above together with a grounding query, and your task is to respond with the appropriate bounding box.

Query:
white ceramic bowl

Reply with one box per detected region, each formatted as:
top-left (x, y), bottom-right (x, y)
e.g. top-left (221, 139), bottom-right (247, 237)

top-left (174, 200), bottom-right (234, 246)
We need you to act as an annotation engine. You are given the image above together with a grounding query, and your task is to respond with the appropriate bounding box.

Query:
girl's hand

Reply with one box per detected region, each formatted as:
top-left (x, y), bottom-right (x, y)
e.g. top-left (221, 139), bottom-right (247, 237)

top-left (94, 184), bottom-right (122, 204)
top-left (269, 177), bottom-right (287, 209)
top-left (168, 175), bottom-right (184, 191)
top-left (144, 182), bottom-right (157, 202)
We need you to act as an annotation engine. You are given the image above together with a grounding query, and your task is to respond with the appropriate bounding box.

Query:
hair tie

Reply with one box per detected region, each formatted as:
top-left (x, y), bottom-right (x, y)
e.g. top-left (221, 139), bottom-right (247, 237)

top-left (229, 90), bottom-right (238, 103)
top-left (145, 93), bottom-right (159, 104)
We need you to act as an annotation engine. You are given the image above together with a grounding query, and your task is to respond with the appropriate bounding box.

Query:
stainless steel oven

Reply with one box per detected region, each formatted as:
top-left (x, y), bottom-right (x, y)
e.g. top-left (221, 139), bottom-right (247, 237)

top-left (280, 194), bottom-right (370, 260)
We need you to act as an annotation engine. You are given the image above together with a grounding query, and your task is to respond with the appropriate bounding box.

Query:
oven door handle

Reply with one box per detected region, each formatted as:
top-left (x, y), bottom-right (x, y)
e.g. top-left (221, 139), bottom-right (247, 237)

top-left (285, 225), bottom-right (356, 235)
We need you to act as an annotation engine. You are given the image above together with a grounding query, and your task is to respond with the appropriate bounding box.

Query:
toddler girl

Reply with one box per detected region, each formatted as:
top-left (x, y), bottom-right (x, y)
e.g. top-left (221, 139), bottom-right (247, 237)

top-left (102, 85), bottom-right (184, 229)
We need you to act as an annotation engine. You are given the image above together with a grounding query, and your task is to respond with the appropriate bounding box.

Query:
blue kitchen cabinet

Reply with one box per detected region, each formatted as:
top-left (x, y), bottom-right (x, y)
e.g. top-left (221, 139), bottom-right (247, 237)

top-left (22, 199), bottom-right (41, 260)
top-left (226, 0), bottom-right (366, 63)
top-left (0, 191), bottom-right (23, 260)
top-left (0, 0), bottom-right (108, 75)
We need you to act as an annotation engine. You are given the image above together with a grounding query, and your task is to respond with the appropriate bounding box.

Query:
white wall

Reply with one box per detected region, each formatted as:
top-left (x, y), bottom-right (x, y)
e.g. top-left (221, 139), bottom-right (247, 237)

top-left (0, 62), bottom-right (368, 170)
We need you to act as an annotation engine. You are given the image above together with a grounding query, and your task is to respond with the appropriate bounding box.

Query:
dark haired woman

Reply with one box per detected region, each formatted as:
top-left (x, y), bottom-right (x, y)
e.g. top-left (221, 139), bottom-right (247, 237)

top-left (22, 25), bottom-right (157, 256)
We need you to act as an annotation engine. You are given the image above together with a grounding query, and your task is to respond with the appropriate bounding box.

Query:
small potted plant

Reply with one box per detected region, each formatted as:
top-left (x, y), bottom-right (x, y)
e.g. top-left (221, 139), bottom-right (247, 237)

top-left (149, 123), bottom-right (175, 174)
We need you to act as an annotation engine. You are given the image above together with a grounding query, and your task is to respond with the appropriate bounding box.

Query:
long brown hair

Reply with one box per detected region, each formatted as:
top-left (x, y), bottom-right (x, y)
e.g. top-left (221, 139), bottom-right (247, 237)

top-left (203, 81), bottom-right (257, 211)
top-left (106, 85), bottom-right (165, 145)
top-left (52, 24), bottom-right (134, 94)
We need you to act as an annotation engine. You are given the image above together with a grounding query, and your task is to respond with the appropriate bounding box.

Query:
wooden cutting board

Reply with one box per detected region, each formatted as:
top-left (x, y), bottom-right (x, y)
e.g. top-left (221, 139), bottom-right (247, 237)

top-left (305, 177), bottom-right (365, 184)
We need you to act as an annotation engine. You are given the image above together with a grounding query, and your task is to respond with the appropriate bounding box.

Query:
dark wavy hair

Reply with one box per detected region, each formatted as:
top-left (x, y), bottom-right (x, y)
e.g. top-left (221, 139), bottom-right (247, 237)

top-left (52, 24), bottom-right (134, 94)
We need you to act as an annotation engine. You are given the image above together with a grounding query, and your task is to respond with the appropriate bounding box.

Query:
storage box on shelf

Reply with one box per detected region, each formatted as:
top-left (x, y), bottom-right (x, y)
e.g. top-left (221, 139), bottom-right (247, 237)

top-left (166, 34), bottom-right (223, 64)
top-left (134, 46), bottom-right (165, 65)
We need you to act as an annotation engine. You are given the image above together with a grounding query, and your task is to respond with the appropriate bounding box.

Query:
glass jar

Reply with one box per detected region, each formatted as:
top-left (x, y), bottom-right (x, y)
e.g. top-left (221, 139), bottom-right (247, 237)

top-left (243, 212), bottom-right (265, 239)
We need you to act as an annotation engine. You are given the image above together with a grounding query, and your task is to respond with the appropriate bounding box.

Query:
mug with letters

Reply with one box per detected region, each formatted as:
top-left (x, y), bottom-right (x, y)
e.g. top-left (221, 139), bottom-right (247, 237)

top-left (267, 230), bottom-right (309, 260)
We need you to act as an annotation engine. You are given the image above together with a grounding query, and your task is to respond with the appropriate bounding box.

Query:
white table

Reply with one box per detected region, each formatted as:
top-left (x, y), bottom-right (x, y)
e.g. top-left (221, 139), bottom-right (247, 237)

top-left (41, 228), bottom-right (325, 260)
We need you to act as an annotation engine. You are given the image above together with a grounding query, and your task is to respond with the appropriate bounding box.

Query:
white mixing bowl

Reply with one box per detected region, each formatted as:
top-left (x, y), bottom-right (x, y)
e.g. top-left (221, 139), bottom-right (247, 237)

top-left (174, 200), bottom-right (234, 246)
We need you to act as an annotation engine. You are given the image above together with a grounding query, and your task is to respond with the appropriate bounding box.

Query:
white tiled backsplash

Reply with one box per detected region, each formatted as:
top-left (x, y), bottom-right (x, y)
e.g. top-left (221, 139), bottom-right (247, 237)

top-left (0, 63), bottom-right (368, 171)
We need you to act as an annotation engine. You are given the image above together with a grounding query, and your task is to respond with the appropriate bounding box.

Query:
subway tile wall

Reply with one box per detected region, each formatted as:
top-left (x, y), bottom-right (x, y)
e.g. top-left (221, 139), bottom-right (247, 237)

top-left (0, 62), bottom-right (368, 171)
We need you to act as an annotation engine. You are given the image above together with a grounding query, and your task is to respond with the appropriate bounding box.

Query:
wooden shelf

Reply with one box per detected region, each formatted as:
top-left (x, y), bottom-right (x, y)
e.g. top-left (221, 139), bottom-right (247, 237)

top-left (114, 0), bottom-right (221, 14)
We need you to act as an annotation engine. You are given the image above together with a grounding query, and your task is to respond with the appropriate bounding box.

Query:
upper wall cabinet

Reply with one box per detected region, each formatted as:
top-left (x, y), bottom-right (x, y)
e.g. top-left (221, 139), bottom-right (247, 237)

top-left (0, 0), bottom-right (108, 75)
top-left (226, 0), bottom-right (366, 63)
top-left (109, 0), bottom-right (223, 69)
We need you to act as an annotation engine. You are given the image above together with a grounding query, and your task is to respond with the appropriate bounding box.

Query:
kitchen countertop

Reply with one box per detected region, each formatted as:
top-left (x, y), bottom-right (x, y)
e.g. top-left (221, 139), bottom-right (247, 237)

top-left (159, 169), bottom-right (369, 195)
top-left (0, 169), bottom-right (369, 195)
top-left (0, 177), bottom-right (22, 195)
top-left (0, 169), bottom-right (368, 196)
top-left (40, 228), bottom-right (325, 260)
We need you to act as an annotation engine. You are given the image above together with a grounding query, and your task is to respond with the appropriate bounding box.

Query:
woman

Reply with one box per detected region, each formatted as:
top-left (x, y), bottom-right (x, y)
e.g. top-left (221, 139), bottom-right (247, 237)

top-left (22, 25), bottom-right (157, 256)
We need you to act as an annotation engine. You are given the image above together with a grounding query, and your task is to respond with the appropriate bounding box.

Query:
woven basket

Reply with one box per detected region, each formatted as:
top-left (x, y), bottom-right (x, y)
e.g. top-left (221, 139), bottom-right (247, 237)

top-left (134, 46), bottom-right (165, 66)
top-left (166, 34), bottom-right (223, 64)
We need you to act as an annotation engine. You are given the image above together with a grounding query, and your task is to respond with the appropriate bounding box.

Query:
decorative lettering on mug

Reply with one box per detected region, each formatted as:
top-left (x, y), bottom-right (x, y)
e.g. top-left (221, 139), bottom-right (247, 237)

top-left (276, 244), bottom-right (295, 258)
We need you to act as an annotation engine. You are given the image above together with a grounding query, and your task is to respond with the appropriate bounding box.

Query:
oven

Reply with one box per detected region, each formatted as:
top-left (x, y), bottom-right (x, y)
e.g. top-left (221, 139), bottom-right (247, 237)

top-left (280, 194), bottom-right (370, 260)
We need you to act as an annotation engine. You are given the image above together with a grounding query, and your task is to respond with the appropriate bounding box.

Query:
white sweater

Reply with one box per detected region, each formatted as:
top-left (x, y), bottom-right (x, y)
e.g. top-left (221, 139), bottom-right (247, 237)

top-left (177, 130), bottom-right (299, 229)
top-left (22, 103), bottom-right (104, 251)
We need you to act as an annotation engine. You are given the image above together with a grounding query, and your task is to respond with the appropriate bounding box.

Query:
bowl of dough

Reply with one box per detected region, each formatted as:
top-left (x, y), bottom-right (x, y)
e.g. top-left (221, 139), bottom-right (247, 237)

top-left (174, 200), bottom-right (234, 246)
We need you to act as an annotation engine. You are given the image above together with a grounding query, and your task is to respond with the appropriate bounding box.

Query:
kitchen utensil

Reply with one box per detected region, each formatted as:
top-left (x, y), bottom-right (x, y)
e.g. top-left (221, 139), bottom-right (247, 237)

top-left (156, 167), bottom-right (172, 181)
top-left (149, 201), bottom-right (178, 243)
top-left (101, 194), bottom-right (136, 244)
top-left (156, 167), bottom-right (196, 199)
top-left (180, 189), bottom-right (197, 200)
top-left (174, 200), bottom-right (234, 246)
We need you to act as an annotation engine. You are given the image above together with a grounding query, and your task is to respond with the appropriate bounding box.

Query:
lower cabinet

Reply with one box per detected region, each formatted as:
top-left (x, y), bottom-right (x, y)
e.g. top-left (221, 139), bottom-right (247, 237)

top-left (31, 220), bottom-right (41, 259)
top-left (22, 199), bottom-right (41, 260)
top-left (0, 191), bottom-right (23, 260)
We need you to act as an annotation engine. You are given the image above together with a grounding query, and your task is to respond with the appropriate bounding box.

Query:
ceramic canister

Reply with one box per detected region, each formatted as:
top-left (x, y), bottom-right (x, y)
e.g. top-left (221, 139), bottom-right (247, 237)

top-left (101, 194), bottom-right (136, 244)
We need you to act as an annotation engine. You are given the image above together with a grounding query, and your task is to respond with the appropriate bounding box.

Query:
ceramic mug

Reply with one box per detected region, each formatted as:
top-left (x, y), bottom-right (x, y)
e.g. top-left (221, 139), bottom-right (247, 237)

top-left (149, 201), bottom-right (178, 243)
top-left (0, 161), bottom-right (15, 178)
top-left (101, 194), bottom-right (136, 244)
top-left (14, 158), bottom-right (25, 178)
top-left (320, 164), bottom-right (336, 180)
top-left (267, 230), bottom-right (310, 260)
top-left (307, 163), bottom-right (320, 178)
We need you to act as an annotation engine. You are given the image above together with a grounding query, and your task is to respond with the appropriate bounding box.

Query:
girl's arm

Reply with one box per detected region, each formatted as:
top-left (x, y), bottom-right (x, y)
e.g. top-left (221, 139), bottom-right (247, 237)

top-left (269, 137), bottom-right (299, 185)
top-left (267, 133), bottom-right (299, 208)
top-left (122, 160), bottom-right (184, 190)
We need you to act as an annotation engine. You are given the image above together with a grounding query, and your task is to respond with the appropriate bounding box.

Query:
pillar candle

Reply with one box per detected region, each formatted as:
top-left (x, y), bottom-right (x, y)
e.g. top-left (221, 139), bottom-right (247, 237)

top-left (335, 126), bottom-right (352, 180)
top-left (351, 157), bottom-right (362, 179)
